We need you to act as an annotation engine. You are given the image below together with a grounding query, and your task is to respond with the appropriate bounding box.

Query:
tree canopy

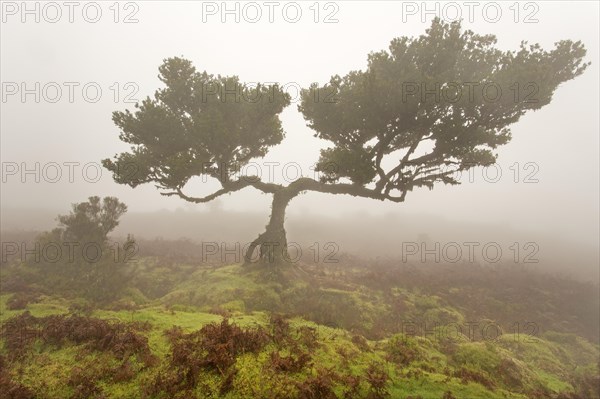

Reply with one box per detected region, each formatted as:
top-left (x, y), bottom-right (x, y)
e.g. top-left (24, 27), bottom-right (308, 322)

top-left (56, 196), bottom-right (128, 245)
top-left (26, 196), bottom-right (134, 302)
top-left (300, 19), bottom-right (588, 198)
top-left (103, 57), bottom-right (291, 194)
top-left (103, 19), bottom-right (589, 265)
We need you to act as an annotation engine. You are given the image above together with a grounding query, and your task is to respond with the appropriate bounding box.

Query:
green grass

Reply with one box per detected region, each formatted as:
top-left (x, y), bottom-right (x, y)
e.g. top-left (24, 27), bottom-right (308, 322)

top-left (1, 261), bottom-right (598, 398)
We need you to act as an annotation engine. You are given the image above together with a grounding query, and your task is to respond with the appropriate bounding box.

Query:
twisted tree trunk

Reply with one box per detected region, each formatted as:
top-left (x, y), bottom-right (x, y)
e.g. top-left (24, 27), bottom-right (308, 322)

top-left (244, 189), bottom-right (295, 266)
top-left (242, 177), bottom-right (398, 267)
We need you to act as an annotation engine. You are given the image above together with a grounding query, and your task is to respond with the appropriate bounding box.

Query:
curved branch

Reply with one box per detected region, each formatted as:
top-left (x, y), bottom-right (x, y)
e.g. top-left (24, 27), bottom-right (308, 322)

top-left (375, 133), bottom-right (434, 191)
top-left (289, 177), bottom-right (407, 203)
top-left (161, 176), bottom-right (282, 203)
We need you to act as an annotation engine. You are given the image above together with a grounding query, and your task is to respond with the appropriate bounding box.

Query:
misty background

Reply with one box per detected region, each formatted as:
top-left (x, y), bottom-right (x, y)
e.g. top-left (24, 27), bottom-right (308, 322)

top-left (1, 1), bottom-right (598, 280)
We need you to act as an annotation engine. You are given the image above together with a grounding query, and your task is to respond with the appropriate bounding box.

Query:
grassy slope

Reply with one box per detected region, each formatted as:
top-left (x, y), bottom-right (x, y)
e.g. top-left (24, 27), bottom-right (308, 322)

top-left (0, 261), bottom-right (598, 399)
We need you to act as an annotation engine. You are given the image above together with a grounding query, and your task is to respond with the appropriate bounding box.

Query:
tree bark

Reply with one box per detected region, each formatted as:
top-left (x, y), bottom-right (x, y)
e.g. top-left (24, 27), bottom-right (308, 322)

top-left (244, 189), bottom-right (295, 266)
top-left (242, 176), bottom-right (407, 267)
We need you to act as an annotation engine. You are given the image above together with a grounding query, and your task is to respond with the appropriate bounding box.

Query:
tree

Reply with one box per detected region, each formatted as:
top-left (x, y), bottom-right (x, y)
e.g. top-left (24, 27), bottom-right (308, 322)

top-left (103, 19), bottom-right (589, 266)
top-left (56, 196), bottom-right (128, 245)
top-left (29, 196), bottom-right (134, 302)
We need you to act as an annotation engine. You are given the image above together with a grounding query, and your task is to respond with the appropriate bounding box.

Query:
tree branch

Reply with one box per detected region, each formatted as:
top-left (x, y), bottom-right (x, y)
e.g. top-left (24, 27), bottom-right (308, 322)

top-left (374, 131), bottom-right (432, 193)
top-left (161, 177), bottom-right (282, 203)
top-left (289, 177), bottom-right (407, 203)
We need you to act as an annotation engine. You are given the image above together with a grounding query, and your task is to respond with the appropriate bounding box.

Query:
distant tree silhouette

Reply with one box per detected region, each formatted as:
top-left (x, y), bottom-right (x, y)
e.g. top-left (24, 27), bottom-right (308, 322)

top-left (31, 196), bottom-right (134, 302)
top-left (56, 196), bottom-right (127, 245)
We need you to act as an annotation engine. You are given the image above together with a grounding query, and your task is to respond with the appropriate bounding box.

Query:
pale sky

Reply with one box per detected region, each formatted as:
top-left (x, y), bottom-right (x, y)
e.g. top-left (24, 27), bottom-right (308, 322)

top-left (1, 1), bottom-right (599, 249)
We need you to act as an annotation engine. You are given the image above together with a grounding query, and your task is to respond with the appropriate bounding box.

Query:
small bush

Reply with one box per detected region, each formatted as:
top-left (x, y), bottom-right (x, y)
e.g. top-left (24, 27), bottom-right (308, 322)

top-left (0, 355), bottom-right (36, 399)
top-left (269, 350), bottom-right (311, 373)
top-left (148, 318), bottom-right (269, 396)
top-left (351, 334), bottom-right (370, 352)
top-left (0, 312), bottom-right (154, 366)
top-left (296, 326), bottom-right (319, 350)
top-left (365, 362), bottom-right (390, 399)
top-left (385, 334), bottom-right (421, 366)
top-left (295, 369), bottom-right (337, 399)
top-left (270, 313), bottom-right (291, 346)
top-left (6, 293), bottom-right (39, 310)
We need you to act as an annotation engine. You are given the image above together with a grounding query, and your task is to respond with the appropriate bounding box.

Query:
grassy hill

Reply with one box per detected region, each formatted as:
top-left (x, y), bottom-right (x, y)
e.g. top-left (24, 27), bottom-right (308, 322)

top-left (1, 257), bottom-right (598, 398)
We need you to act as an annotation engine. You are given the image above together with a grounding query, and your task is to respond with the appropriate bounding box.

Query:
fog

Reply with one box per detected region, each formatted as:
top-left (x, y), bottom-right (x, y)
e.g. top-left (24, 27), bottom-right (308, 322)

top-left (2, 1), bottom-right (599, 265)
top-left (1, 3), bottom-right (600, 396)
top-left (2, 205), bottom-right (598, 283)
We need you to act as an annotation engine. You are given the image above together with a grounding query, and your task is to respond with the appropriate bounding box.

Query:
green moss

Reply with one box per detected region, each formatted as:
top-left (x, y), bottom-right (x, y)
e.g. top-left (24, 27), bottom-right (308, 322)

top-left (452, 342), bottom-right (501, 373)
top-left (1, 261), bottom-right (597, 399)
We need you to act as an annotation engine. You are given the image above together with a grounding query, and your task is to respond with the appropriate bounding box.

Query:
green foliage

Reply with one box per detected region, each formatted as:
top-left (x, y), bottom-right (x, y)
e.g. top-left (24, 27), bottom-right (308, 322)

top-left (300, 18), bottom-right (589, 193)
top-left (21, 197), bottom-right (134, 304)
top-left (145, 318), bottom-right (272, 397)
top-left (1, 257), bottom-right (598, 398)
top-left (0, 298), bottom-right (597, 398)
top-left (57, 196), bottom-right (127, 244)
top-left (385, 334), bottom-right (422, 366)
top-left (452, 342), bottom-right (501, 374)
top-left (103, 57), bottom-right (291, 189)
top-left (317, 146), bottom-right (378, 185)
top-left (0, 354), bottom-right (36, 398)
